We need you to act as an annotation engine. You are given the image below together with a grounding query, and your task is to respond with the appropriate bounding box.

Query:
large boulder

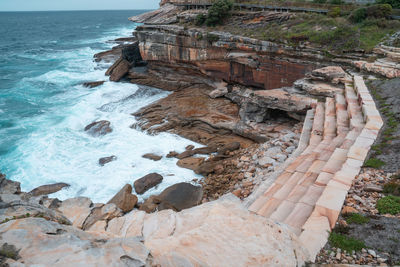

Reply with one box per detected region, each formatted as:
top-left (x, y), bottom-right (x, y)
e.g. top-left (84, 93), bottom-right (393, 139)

top-left (107, 58), bottom-right (131, 82)
top-left (134, 173), bottom-right (163, 195)
top-left (157, 182), bottom-right (203, 212)
top-left (107, 184), bottom-right (138, 213)
top-left (28, 183), bottom-right (70, 197)
top-left (84, 120), bottom-right (112, 137)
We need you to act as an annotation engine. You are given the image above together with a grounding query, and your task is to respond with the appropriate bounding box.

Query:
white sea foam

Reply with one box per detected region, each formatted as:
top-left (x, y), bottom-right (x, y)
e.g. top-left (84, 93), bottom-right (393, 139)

top-left (5, 27), bottom-right (201, 203)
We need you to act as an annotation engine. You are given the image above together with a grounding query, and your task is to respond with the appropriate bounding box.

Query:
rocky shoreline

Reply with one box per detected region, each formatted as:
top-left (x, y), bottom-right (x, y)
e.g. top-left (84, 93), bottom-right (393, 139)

top-left (1, 1), bottom-right (400, 265)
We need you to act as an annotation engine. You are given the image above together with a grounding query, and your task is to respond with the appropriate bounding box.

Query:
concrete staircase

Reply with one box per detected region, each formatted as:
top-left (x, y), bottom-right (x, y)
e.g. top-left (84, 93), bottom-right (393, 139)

top-left (248, 74), bottom-right (383, 260)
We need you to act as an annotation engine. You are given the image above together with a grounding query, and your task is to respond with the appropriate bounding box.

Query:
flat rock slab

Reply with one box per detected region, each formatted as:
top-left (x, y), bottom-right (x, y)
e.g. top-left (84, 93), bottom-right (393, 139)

top-left (28, 183), bottom-right (70, 197)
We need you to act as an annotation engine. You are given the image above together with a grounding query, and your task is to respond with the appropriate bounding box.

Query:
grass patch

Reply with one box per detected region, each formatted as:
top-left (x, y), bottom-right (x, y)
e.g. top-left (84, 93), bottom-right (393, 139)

top-left (345, 213), bottom-right (370, 224)
top-left (376, 195), bottom-right (400, 215)
top-left (364, 158), bottom-right (386, 168)
top-left (383, 181), bottom-right (400, 196)
top-left (329, 232), bottom-right (366, 252)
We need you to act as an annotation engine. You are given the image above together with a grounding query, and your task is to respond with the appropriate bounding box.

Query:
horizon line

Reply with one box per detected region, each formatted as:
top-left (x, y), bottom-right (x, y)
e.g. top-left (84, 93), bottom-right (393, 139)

top-left (0, 8), bottom-right (155, 12)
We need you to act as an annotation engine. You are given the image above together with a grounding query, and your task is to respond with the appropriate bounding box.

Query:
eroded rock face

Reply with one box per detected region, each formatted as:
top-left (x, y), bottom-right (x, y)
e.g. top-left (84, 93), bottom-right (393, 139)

top-left (134, 173), bottom-right (163, 195)
top-left (107, 184), bottom-right (138, 213)
top-left (106, 195), bottom-right (308, 266)
top-left (135, 24), bottom-right (316, 90)
top-left (84, 120), bottom-right (112, 137)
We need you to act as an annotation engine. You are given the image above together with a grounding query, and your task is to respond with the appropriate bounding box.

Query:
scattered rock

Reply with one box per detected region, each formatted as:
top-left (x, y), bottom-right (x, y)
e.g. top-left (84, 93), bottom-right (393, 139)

top-left (139, 195), bottom-right (160, 213)
top-left (166, 151), bottom-right (179, 158)
top-left (157, 182), bottom-right (203, 212)
top-left (98, 155), bottom-right (117, 166)
top-left (342, 206), bottom-right (358, 215)
top-left (28, 183), bottom-right (70, 197)
top-left (107, 184), bottom-right (138, 213)
top-left (82, 81), bottom-right (105, 88)
top-left (134, 173), bottom-right (163, 195)
top-left (84, 120), bottom-right (112, 137)
top-left (142, 153), bottom-right (162, 161)
top-left (176, 157), bottom-right (205, 171)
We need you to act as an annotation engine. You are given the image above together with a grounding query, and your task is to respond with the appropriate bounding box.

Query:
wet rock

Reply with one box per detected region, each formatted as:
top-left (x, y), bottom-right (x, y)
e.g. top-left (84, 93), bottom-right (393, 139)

top-left (107, 184), bottom-right (138, 213)
top-left (98, 155), bottom-right (117, 166)
top-left (157, 182), bottom-right (203, 212)
top-left (166, 151), bottom-right (179, 158)
top-left (176, 157), bottom-right (205, 171)
top-left (195, 161), bottom-right (221, 176)
top-left (142, 153), bottom-right (162, 161)
top-left (82, 81), bottom-right (105, 88)
top-left (0, 173), bottom-right (20, 195)
top-left (106, 57), bottom-right (131, 82)
top-left (28, 183), bottom-right (70, 197)
top-left (134, 173), bottom-right (163, 195)
top-left (185, 145), bottom-right (194, 150)
top-left (193, 145), bottom-right (219, 154)
top-left (84, 120), bottom-right (112, 137)
top-left (176, 150), bottom-right (196, 159)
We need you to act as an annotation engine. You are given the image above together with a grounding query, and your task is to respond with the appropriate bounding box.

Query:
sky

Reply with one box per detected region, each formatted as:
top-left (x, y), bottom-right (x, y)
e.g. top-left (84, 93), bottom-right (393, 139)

top-left (0, 0), bottom-right (159, 11)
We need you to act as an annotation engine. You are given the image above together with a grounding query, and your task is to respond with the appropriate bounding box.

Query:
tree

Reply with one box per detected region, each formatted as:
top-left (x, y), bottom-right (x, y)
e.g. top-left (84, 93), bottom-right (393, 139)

top-left (205, 0), bottom-right (234, 27)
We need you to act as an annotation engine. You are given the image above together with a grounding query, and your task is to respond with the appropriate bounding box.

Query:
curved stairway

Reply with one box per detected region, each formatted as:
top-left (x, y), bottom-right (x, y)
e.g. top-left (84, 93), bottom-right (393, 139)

top-left (248, 74), bottom-right (383, 260)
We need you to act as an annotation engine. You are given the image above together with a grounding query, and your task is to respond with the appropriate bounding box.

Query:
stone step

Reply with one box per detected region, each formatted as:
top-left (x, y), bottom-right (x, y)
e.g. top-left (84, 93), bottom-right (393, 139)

top-left (335, 93), bottom-right (349, 136)
top-left (345, 83), bottom-right (364, 130)
top-left (323, 97), bottom-right (336, 139)
top-left (309, 102), bottom-right (325, 146)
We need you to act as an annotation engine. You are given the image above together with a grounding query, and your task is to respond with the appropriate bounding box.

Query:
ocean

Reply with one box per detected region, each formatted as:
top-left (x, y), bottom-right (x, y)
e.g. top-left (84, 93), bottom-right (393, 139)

top-left (0, 10), bottom-right (200, 203)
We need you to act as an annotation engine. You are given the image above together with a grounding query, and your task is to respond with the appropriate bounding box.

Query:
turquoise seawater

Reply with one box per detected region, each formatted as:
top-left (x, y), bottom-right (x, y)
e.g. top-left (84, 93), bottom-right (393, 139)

top-left (0, 10), bottom-right (199, 202)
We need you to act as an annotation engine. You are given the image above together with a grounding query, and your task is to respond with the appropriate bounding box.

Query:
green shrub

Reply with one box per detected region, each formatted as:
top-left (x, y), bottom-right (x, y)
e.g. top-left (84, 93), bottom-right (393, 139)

top-left (364, 158), bottom-right (386, 168)
top-left (329, 232), bottom-right (366, 252)
top-left (350, 7), bottom-right (367, 23)
top-left (313, 0), bottom-right (327, 3)
top-left (383, 182), bottom-right (400, 196)
top-left (310, 25), bottom-right (359, 51)
top-left (328, 7), bottom-right (341, 17)
top-left (376, 195), bottom-right (400, 215)
top-left (205, 0), bottom-right (234, 27)
top-left (195, 13), bottom-right (207, 26)
top-left (366, 4), bottom-right (393, 19)
top-left (330, 0), bottom-right (342, 4)
top-left (345, 213), bottom-right (370, 224)
top-left (376, 0), bottom-right (400, 9)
